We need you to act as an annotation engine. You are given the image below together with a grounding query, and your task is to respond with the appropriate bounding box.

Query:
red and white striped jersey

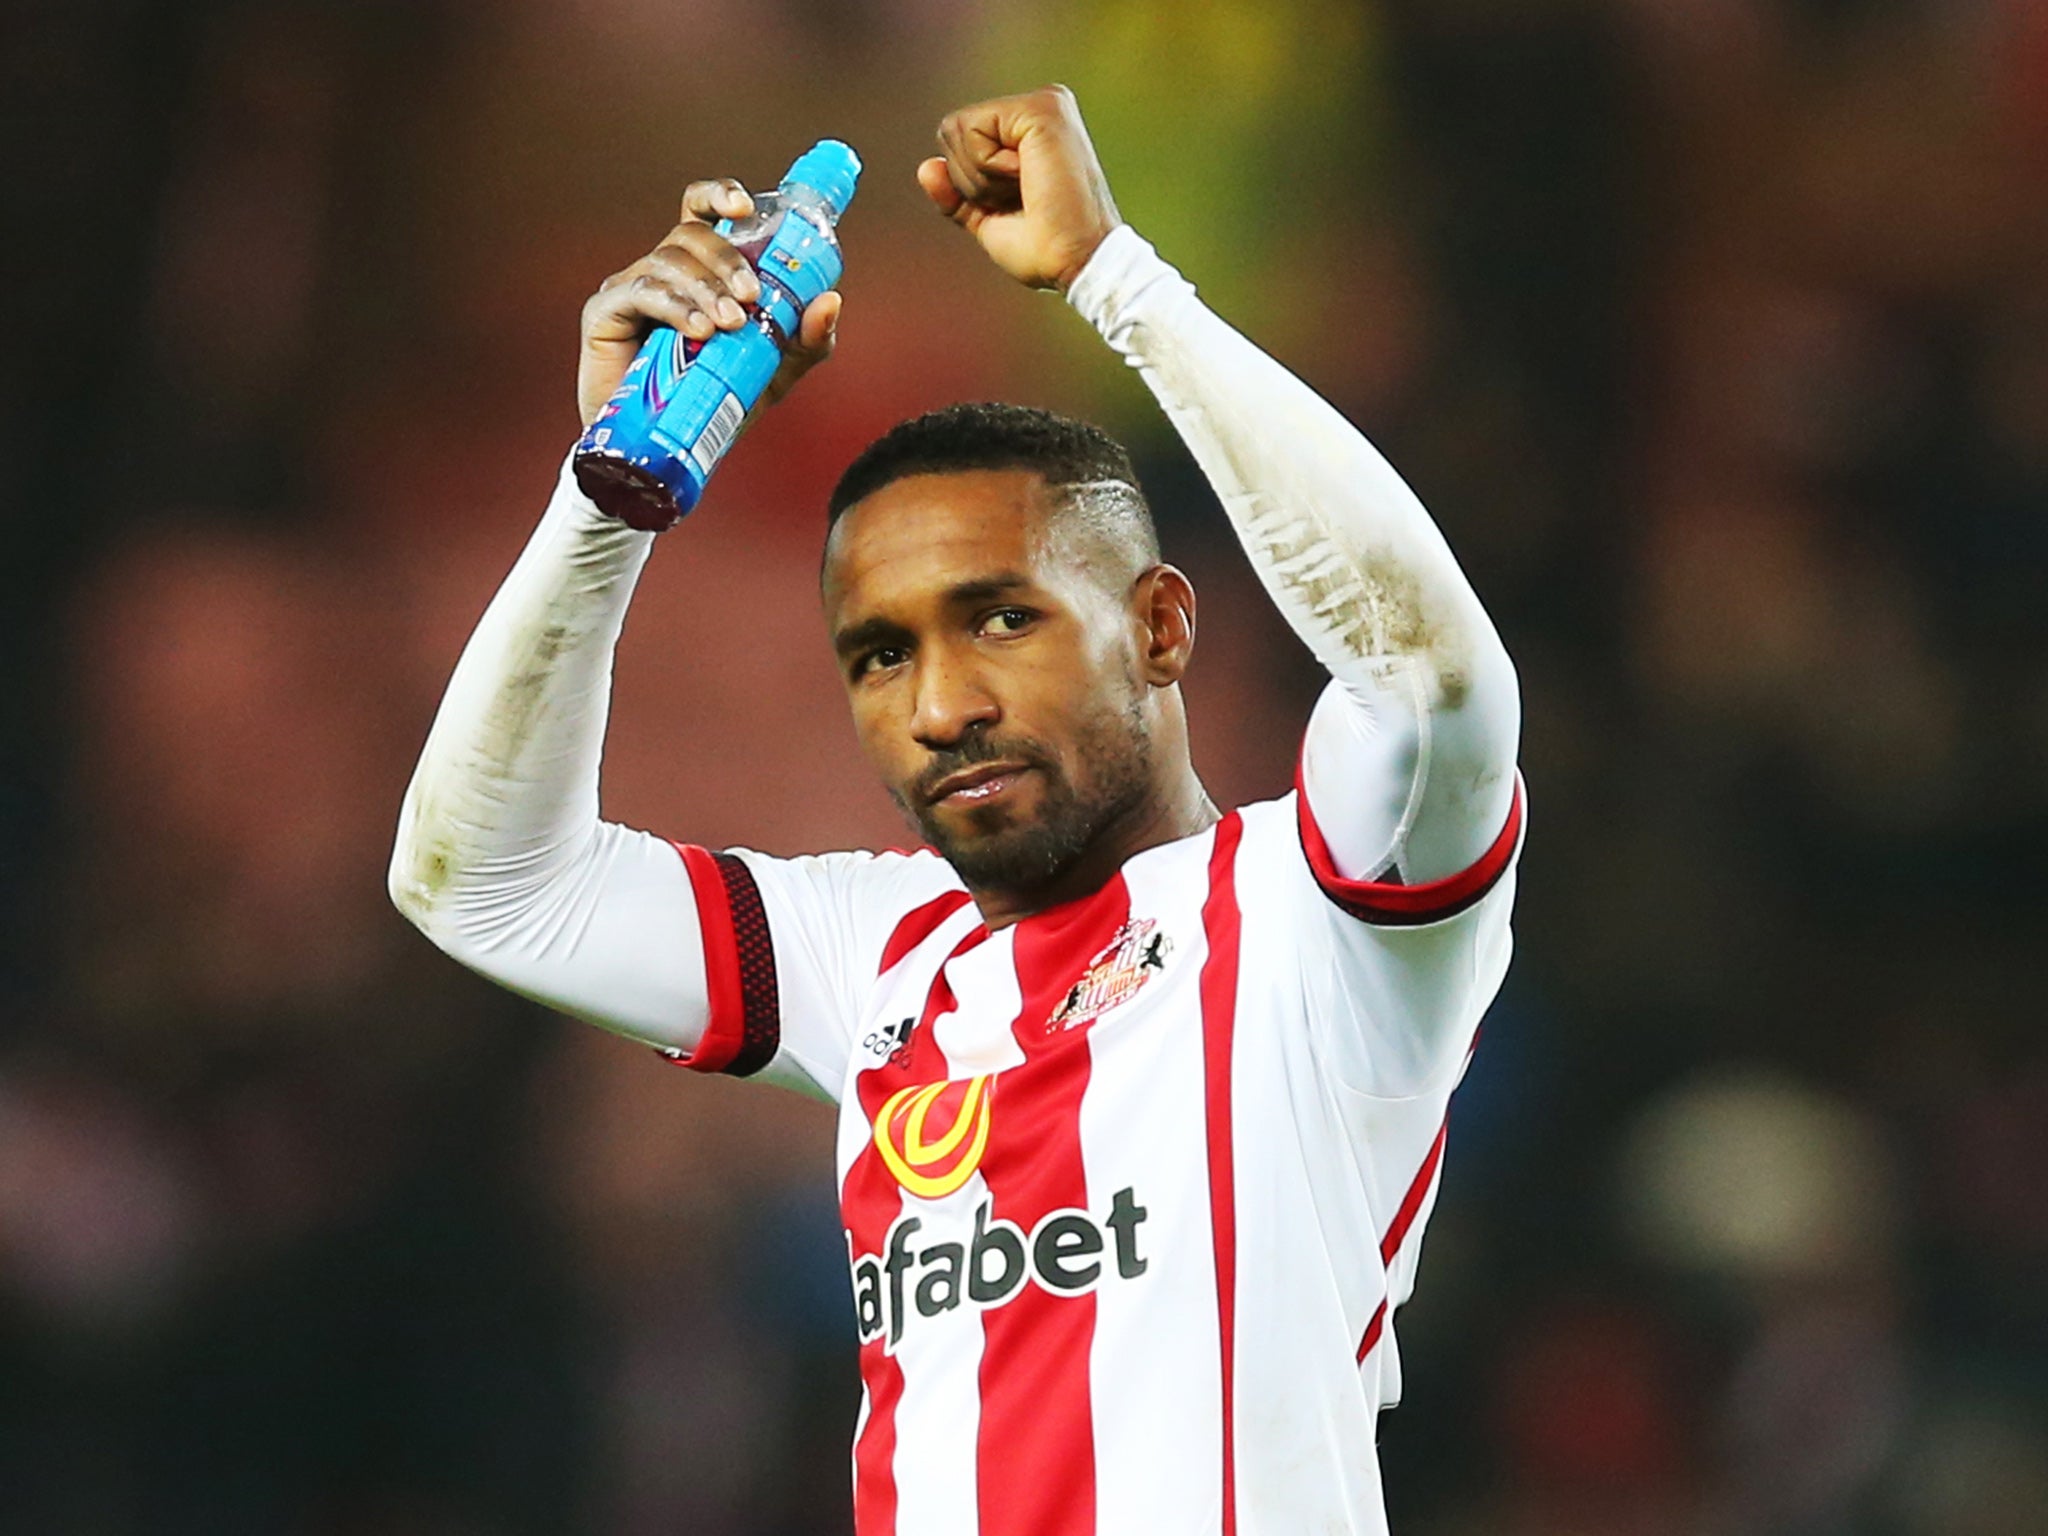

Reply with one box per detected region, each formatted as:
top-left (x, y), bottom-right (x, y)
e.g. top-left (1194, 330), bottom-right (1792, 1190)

top-left (665, 777), bottom-right (1525, 1536)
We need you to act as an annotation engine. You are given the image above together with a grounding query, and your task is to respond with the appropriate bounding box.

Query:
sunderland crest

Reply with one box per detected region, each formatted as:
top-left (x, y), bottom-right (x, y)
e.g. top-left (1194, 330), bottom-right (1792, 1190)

top-left (1045, 917), bottom-right (1172, 1035)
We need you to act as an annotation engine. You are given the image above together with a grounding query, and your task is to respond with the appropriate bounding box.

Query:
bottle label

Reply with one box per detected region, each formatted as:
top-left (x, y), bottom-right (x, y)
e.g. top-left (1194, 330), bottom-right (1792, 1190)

top-left (689, 390), bottom-right (747, 476)
top-left (653, 327), bottom-right (699, 410)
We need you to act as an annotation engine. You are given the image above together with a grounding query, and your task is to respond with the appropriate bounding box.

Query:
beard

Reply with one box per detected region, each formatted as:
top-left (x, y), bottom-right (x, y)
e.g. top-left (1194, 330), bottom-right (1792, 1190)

top-left (893, 700), bottom-right (1154, 896)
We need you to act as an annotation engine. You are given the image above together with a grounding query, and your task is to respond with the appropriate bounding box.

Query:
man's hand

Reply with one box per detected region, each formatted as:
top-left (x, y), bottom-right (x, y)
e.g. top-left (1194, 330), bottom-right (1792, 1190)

top-left (577, 178), bottom-right (843, 428)
top-left (918, 86), bottom-right (1121, 293)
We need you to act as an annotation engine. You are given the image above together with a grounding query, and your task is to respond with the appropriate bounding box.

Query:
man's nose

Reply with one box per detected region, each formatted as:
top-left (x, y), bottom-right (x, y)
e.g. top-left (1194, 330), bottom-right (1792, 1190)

top-left (909, 650), bottom-right (1000, 748)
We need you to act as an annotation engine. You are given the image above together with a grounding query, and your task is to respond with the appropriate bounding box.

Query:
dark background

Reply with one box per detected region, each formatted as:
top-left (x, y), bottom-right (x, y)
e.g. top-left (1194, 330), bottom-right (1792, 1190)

top-left (3, 1), bottom-right (2045, 1531)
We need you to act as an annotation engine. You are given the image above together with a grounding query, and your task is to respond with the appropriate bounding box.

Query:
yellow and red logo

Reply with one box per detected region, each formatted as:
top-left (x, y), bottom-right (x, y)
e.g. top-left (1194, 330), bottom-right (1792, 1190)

top-left (873, 1074), bottom-right (994, 1199)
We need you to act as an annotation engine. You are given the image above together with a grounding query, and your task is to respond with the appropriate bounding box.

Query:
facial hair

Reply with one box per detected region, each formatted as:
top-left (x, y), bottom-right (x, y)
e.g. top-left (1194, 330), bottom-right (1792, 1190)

top-left (893, 698), bottom-right (1154, 897)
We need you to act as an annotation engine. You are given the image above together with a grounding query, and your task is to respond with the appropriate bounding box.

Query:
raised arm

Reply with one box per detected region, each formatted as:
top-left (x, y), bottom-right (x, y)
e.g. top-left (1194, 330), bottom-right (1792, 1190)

top-left (921, 86), bottom-right (1519, 896)
top-left (1066, 228), bottom-right (1520, 892)
top-left (921, 89), bottom-right (1520, 1097)
top-left (388, 179), bottom-right (841, 1053)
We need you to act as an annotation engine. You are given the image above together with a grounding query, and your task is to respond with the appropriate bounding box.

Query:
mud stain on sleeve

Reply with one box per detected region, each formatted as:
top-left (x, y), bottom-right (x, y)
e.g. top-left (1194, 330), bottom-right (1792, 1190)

top-left (1140, 327), bottom-right (1476, 711)
top-left (392, 784), bottom-right (458, 918)
top-left (1238, 492), bottom-right (1472, 710)
top-left (393, 605), bottom-right (592, 919)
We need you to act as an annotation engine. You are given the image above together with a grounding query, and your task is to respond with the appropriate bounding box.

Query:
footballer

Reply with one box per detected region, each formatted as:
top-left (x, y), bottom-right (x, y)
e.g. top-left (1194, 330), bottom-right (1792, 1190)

top-left (392, 86), bottom-right (1523, 1536)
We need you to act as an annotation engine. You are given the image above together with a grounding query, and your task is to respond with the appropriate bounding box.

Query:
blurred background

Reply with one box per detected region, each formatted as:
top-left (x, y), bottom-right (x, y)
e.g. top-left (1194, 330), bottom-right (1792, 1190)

top-left (3, 0), bottom-right (2046, 1531)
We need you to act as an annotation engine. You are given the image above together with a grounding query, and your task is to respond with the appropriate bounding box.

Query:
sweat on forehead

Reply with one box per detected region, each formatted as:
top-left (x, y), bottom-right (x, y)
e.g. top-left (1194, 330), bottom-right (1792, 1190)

top-left (1040, 477), bottom-right (1161, 582)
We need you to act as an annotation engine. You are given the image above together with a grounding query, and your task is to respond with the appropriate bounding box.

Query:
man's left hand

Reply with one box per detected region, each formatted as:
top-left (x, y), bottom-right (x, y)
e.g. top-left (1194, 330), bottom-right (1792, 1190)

top-left (919, 86), bottom-right (1122, 293)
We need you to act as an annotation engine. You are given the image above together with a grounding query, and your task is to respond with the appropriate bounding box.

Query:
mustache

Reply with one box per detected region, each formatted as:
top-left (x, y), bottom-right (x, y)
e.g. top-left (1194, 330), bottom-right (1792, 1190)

top-left (909, 732), bottom-right (1051, 804)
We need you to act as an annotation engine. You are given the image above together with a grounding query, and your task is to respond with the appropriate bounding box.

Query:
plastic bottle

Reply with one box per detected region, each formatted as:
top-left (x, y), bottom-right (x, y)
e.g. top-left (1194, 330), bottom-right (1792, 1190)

top-left (573, 139), bottom-right (862, 530)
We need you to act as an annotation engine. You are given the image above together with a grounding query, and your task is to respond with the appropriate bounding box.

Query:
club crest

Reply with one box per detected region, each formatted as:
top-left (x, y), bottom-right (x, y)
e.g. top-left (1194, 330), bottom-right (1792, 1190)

top-left (1046, 918), bottom-right (1172, 1035)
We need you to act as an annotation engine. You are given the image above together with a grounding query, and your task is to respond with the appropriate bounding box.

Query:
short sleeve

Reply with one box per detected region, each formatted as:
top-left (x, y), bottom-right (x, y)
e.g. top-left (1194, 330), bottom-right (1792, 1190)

top-left (658, 843), bottom-right (964, 1103)
top-left (1282, 774), bottom-right (1527, 1098)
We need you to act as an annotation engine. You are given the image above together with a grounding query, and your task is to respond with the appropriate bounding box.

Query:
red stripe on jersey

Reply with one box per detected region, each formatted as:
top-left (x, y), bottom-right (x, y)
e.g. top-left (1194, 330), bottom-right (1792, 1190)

top-left (1356, 1117), bottom-right (1450, 1364)
top-left (852, 1316), bottom-right (907, 1534)
top-left (666, 844), bottom-right (778, 1075)
top-left (1198, 813), bottom-right (1246, 1536)
top-left (1355, 1300), bottom-right (1388, 1364)
top-left (1381, 1120), bottom-right (1448, 1266)
top-left (974, 876), bottom-right (1132, 1536)
top-left (847, 928), bottom-right (986, 1535)
top-left (846, 1123), bottom-right (917, 1531)
top-left (878, 889), bottom-right (975, 976)
top-left (1295, 767), bottom-right (1525, 926)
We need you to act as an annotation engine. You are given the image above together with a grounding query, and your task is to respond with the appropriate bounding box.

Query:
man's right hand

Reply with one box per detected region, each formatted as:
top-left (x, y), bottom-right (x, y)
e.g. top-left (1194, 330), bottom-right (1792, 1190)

top-left (577, 177), bottom-right (844, 428)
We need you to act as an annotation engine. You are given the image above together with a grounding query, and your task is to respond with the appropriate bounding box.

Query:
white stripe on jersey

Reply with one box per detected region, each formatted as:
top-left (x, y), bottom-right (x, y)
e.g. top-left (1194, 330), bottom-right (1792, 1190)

top-left (888, 931), bottom-right (1020, 1528)
top-left (886, 1171), bottom-right (988, 1532)
top-left (1083, 834), bottom-right (1225, 1534)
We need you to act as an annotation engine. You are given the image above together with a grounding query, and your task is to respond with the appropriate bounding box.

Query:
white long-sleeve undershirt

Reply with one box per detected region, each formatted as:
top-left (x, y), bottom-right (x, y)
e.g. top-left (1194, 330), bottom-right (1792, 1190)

top-left (387, 455), bottom-right (715, 1042)
top-left (1066, 226), bottom-right (1518, 888)
top-left (388, 225), bottom-right (1519, 1057)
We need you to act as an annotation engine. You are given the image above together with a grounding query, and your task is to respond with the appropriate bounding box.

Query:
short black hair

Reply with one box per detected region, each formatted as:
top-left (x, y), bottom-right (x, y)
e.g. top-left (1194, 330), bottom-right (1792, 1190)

top-left (828, 403), bottom-right (1159, 566)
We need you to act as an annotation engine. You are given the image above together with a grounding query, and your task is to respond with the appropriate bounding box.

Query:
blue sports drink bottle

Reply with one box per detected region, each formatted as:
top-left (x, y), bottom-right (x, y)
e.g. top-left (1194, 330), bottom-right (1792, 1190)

top-left (573, 139), bottom-right (862, 530)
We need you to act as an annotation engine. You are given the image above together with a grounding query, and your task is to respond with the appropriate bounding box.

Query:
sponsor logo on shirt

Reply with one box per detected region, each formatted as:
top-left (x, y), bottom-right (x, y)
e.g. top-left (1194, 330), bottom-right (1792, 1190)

top-left (872, 1074), bottom-right (995, 1199)
top-left (1045, 917), bottom-right (1172, 1034)
top-left (849, 1188), bottom-right (1150, 1351)
top-left (861, 1015), bottom-right (914, 1069)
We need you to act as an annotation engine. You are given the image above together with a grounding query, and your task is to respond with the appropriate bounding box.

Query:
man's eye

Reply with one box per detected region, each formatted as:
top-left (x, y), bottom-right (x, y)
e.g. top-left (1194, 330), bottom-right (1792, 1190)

top-left (856, 646), bottom-right (909, 679)
top-left (982, 608), bottom-right (1035, 636)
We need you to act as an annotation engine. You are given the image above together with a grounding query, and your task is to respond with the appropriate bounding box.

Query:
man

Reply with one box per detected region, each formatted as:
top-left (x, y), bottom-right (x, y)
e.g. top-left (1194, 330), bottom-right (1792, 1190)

top-left (391, 87), bottom-right (1522, 1536)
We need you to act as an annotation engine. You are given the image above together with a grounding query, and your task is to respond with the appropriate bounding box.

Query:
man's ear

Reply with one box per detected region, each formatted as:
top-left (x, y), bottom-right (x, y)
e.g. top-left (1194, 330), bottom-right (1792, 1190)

top-left (1132, 564), bottom-right (1196, 686)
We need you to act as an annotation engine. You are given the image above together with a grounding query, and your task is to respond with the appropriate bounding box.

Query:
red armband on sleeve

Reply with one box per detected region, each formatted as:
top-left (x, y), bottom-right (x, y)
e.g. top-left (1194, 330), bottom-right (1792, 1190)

top-left (1294, 766), bottom-right (1525, 928)
top-left (663, 844), bottom-right (781, 1076)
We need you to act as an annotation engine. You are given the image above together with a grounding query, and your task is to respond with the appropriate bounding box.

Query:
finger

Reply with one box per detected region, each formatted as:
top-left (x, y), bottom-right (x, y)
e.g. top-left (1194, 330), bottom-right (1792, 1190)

top-left (586, 269), bottom-right (715, 342)
top-left (916, 156), bottom-right (966, 218)
top-left (937, 112), bottom-right (1022, 212)
top-left (660, 222), bottom-right (762, 304)
top-left (942, 103), bottom-right (1028, 178)
top-left (678, 177), bottom-right (754, 226)
top-left (629, 272), bottom-right (718, 340)
top-left (936, 114), bottom-right (996, 200)
top-left (762, 293), bottom-right (843, 407)
top-left (795, 290), bottom-right (841, 357)
top-left (644, 245), bottom-right (748, 329)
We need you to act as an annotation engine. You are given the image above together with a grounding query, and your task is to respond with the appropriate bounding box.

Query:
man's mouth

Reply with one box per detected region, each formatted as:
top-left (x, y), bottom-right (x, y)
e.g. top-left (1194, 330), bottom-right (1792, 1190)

top-left (925, 761), bottom-right (1032, 807)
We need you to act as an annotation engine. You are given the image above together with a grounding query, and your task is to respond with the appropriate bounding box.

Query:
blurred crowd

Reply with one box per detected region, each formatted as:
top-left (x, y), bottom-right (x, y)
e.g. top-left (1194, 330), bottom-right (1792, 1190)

top-left (2, 0), bottom-right (2045, 1532)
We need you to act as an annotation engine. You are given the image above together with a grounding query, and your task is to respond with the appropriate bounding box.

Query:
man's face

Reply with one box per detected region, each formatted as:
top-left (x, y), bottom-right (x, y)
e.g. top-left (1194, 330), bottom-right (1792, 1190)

top-left (822, 469), bottom-right (1155, 894)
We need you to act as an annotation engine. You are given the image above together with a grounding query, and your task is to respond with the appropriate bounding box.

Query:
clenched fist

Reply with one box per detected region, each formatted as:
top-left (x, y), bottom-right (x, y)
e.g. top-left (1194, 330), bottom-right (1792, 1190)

top-left (918, 86), bottom-right (1122, 293)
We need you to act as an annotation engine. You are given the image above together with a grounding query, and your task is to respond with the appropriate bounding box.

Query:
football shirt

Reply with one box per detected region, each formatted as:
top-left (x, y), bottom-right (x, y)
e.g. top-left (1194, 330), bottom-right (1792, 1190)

top-left (664, 775), bottom-right (1523, 1536)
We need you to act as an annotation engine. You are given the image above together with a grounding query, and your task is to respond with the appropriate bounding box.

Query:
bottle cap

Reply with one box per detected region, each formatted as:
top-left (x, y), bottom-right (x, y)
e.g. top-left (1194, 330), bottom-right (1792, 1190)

top-left (783, 139), bottom-right (862, 217)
